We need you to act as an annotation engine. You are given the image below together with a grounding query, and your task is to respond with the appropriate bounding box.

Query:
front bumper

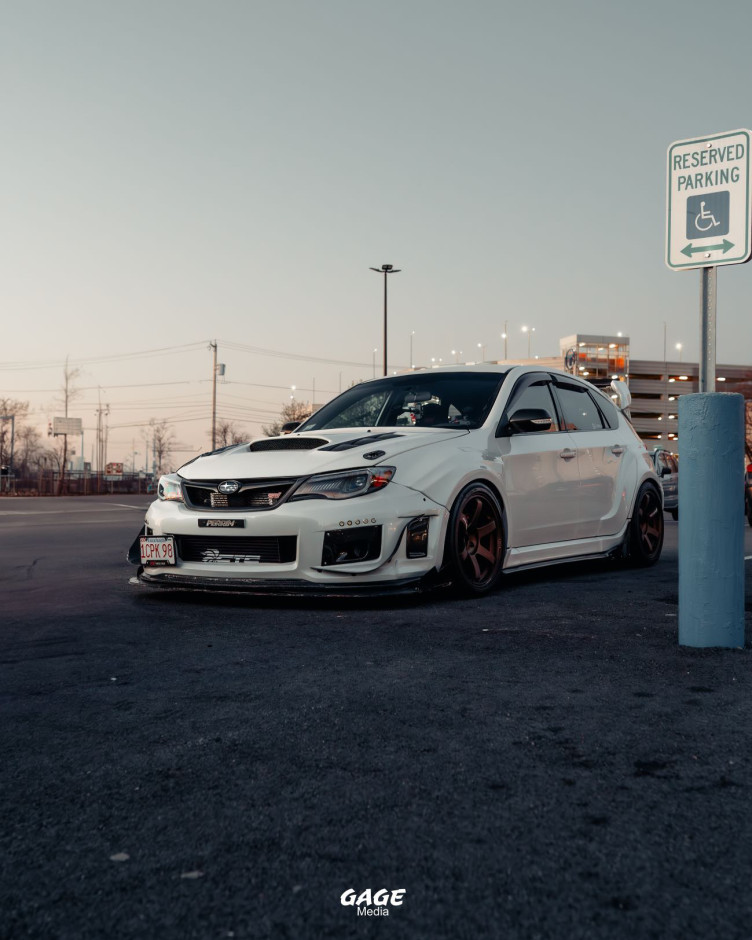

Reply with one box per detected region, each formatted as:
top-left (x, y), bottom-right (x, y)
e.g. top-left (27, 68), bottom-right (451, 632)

top-left (130, 482), bottom-right (448, 592)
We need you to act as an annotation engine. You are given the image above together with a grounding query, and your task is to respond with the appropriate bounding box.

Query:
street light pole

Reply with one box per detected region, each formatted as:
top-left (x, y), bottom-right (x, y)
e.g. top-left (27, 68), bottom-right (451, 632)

top-left (370, 264), bottom-right (401, 376)
top-left (521, 325), bottom-right (535, 358)
top-left (501, 320), bottom-right (508, 360)
top-left (410, 330), bottom-right (415, 369)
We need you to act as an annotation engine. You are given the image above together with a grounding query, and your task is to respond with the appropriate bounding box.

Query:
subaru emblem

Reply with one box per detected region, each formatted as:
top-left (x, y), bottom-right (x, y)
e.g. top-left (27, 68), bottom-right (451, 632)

top-left (218, 480), bottom-right (240, 495)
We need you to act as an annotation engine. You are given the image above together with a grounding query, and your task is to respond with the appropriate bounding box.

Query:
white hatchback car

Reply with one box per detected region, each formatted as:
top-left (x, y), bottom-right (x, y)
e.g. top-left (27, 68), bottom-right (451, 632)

top-left (129, 366), bottom-right (663, 596)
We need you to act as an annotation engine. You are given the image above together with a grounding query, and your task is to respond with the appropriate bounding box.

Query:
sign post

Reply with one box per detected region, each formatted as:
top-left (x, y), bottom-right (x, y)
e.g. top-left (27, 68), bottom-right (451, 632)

top-left (666, 129), bottom-right (747, 648)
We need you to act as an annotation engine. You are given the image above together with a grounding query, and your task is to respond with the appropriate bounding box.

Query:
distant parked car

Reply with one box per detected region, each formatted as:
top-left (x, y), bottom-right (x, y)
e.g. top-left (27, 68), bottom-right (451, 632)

top-left (651, 448), bottom-right (679, 520)
top-left (746, 464), bottom-right (752, 527)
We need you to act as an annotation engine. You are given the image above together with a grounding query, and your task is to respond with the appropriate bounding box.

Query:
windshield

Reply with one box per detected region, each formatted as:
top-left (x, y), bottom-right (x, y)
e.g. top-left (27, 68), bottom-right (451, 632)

top-left (298, 372), bottom-right (509, 431)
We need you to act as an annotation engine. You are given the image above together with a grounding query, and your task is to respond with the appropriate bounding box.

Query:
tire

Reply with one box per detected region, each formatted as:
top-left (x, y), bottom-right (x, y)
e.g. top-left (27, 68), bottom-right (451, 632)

top-left (628, 483), bottom-right (664, 566)
top-left (669, 507), bottom-right (678, 521)
top-left (445, 482), bottom-right (504, 595)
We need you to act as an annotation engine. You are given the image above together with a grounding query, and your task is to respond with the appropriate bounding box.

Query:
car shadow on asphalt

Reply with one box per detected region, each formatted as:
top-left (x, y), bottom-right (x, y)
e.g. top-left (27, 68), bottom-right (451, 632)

top-left (129, 556), bottom-right (645, 613)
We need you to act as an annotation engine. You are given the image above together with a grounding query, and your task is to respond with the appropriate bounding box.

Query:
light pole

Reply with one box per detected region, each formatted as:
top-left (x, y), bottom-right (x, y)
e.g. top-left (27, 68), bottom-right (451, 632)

top-left (477, 342), bottom-right (486, 361)
top-left (676, 342), bottom-right (683, 362)
top-left (410, 330), bottom-right (415, 369)
top-left (501, 321), bottom-right (508, 360)
top-left (521, 325), bottom-right (535, 358)
top-left (371, 348), bottom-right (377, 379)
top-left (369, 264), bottom-right (401, 376)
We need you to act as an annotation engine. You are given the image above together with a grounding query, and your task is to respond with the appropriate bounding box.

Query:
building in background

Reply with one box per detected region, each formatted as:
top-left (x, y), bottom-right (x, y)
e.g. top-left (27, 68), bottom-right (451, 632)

top-left (493, 333), bottom-right (751, 453)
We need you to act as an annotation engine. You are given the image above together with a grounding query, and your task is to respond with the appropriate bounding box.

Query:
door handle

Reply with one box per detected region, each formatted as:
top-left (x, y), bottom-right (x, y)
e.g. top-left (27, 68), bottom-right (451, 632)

top-left (611, 445), bottom-right (625, 456)
top-left (559, 448), bottom-right (577, 460)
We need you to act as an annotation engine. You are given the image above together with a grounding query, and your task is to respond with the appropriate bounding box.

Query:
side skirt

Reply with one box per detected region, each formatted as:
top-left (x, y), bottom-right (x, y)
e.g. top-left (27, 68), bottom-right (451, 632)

top-left (503, 527), bottom-right (628, 572)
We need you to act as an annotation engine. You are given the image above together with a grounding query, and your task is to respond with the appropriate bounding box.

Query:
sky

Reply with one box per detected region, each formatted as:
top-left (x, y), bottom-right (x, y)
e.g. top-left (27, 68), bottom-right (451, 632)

top-left (3, 0), bottom-right (752, 468)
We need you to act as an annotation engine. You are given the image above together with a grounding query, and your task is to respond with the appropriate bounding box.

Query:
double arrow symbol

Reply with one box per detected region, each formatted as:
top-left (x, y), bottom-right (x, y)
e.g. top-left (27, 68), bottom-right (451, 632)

top-left (681, 239), bottom-right (735, 258)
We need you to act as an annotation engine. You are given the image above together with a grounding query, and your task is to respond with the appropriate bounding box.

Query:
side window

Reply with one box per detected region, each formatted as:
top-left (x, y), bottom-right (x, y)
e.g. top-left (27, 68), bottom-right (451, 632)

top-left (656, 452), bottom-right (669, 472)
top-left (592, 390), bottom-right (619, 429)
top-left (667, 455), bottom-right (678, 474)
top-left (556, 384), bottom-right (606, 431)
top-left (508, 380), bottom-right (559, 431)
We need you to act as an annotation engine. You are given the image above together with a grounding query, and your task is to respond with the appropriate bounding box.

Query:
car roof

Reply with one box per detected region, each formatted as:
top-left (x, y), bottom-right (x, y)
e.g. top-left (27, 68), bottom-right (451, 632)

top-left (363, 363), bottom-right (585, 381)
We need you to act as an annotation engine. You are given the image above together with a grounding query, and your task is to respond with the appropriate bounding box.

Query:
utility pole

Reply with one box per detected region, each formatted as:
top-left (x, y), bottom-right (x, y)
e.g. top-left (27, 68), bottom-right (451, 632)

top-left (94, 389), bottom-right (109, 493)
top-left (209, 342), bottom-right (225, 449)
top-left (210, 341), bottom-right (218, 450)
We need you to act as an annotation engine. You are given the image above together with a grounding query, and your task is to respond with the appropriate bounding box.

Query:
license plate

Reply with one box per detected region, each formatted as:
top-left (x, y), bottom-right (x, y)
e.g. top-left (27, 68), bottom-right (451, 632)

top-left (140, 536), bottom-right (176, 566)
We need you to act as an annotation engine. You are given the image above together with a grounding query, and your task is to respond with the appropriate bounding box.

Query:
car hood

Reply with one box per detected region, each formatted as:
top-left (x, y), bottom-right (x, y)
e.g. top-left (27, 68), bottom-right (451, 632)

top-left (178, 427), bottom-right (469, 481)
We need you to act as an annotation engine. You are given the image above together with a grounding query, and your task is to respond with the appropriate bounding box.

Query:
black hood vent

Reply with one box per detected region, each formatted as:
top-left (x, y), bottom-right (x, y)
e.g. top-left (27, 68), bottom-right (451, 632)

top-left (318, 432), bottom-right (403, 452)
top-left (250, 438), bottom-right (328, 452)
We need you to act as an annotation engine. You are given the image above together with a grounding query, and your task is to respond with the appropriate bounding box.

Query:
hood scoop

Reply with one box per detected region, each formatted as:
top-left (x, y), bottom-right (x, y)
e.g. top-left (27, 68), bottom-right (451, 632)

top-left (250, 437), bottom-right (329, 452)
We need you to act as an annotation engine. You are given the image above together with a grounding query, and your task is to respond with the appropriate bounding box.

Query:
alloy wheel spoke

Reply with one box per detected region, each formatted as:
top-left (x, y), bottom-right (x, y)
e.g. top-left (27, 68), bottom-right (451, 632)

top-left (477, 520), bottom-right (497, 539)
top-left (464, 498), bottom-right (483, 530)
top-left (476, 545), bottom-right (496, 564)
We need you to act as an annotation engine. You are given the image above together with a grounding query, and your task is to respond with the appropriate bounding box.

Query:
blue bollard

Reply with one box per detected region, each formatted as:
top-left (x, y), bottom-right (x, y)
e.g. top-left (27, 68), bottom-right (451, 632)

top-left (678, 393), bottom-right (745, 648)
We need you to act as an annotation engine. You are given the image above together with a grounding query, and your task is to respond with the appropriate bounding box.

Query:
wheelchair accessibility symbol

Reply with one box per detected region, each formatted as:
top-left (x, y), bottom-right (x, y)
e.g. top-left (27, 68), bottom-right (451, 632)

top-left (686, 191), bottom-right (730, 238)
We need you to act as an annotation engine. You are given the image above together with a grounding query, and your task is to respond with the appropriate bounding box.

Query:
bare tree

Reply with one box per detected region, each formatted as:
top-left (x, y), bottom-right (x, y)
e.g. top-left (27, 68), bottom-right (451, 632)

top-left (262, 400), bottom-right (312, 437)
top-left (215, 420), bottom-right (249, 447)
top-left (55, 359), bottom-right (82, 495)
top-left (0, 399), bottom-right (30, 469)
top-left (15, 426), bottom-right (44, 476)
top-left (149, 419), bottom-right (176, 475)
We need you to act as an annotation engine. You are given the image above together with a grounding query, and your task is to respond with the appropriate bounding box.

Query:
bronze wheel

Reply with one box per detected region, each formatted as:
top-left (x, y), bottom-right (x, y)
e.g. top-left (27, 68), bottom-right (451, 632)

top-left (447, 483), bottom-right (504, 594)
top-left (628, 483), bottom-right (664, 566)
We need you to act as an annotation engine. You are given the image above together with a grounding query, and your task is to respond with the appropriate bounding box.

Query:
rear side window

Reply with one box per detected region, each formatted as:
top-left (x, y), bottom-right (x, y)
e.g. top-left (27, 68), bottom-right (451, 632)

top-left (592, 390), bottom-right (619, 429)
top-left (556, 384), bottom-right (606, 431)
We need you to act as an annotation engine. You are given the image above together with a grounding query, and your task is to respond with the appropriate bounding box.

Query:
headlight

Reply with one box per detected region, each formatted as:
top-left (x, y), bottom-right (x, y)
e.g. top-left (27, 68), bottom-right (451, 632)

top-left (157, 474), bottom-right (184, 502)
top-left (291, 466), bottom-right (395, 501)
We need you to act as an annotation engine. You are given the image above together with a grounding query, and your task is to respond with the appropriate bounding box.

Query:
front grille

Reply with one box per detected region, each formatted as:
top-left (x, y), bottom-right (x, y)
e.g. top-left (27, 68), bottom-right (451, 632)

top-left (175, 535), bottom-right (297, 564)
top-left (183, 479), bottom-right (298, 511)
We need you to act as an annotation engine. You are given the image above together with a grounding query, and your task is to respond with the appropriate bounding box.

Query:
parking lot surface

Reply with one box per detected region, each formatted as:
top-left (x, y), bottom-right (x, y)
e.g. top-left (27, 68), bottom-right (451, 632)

top-left (2, 497), bottom-right (752, 939)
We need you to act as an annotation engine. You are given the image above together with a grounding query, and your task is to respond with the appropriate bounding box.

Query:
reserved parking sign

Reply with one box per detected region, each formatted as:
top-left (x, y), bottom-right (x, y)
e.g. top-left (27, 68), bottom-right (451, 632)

top-left (666, 128), bottom-right (752, 270)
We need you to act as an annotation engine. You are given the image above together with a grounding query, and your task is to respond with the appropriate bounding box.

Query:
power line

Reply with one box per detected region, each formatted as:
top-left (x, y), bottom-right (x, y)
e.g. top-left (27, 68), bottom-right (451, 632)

top-left (0, 341), bottom-right (209, 372)
top-left (222, 339), bottom-right (370, 368)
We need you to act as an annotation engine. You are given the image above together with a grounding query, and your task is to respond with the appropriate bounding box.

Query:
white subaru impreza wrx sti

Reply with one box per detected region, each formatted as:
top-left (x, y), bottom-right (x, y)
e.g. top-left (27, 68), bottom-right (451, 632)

top-left (128, 365), bottom-right (663, 596)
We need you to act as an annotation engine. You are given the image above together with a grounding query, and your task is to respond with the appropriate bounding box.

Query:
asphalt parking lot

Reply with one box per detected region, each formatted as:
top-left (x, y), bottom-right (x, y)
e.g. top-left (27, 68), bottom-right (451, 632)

top-left (2, 497), bottom-right (752, 940)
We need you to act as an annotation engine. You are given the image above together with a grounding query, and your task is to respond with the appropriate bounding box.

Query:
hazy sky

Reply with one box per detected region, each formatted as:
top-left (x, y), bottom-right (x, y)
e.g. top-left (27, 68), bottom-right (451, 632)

top-left (3, 0), bottom-right (752, 465)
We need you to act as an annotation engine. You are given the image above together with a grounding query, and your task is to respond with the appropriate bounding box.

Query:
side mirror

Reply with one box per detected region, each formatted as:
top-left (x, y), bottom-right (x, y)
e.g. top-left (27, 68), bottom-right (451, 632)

top-left (660, 466), bottom-right (670, 477)
top-left (508, 408), bottom-right (554, 434)
top-left (610, 379), bottom-right (631, 411)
